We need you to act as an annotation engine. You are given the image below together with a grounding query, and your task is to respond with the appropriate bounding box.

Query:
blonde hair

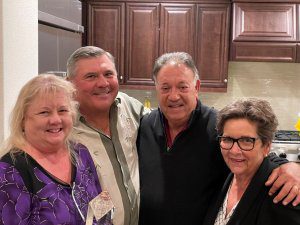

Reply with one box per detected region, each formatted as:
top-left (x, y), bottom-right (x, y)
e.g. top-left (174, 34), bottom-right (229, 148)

top-left (1, 74), bottom-right (78, 158)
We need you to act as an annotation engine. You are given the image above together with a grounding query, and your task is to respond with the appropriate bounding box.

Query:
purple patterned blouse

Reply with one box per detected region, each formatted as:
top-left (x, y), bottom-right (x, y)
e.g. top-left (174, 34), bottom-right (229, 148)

top-left (0, 143), bottom-right (112, 225)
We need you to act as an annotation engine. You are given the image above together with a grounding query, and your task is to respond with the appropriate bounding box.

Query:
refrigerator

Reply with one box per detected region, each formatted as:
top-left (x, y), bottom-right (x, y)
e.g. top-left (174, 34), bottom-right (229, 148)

top-left (38, 0), bottom-right (83, 76)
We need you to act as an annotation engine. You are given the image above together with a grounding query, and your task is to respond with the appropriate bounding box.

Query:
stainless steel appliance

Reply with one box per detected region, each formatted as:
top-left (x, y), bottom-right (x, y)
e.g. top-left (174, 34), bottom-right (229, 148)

top-left (38, 0), bottom-right (83, 74)
top-left (271, 130), bottom-right (300, 162)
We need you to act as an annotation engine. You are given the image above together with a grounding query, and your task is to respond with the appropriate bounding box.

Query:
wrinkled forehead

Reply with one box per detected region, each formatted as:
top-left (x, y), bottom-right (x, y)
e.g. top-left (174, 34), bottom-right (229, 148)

top-left (157, 63), bottom-right (195, 80)
top-left (163, 60), bottom-right (187, 68)
top-left (77, 55), bottom-right (115, 68)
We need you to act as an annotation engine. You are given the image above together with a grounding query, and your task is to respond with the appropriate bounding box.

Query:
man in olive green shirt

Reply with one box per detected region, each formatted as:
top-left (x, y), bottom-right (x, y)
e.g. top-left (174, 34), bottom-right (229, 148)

top-left (67, 46), bottom-right (147, 225)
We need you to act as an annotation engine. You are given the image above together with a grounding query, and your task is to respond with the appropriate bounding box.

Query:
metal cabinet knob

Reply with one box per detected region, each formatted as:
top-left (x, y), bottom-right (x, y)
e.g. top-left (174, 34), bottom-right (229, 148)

top-left (224, 79), bottom-right (228, 83)
top-left (120, 75), bottom-right (123, 80)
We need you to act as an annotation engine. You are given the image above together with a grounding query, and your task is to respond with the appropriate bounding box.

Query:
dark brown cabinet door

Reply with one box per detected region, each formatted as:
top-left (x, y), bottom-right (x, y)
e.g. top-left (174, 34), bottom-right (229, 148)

top-left (86, 2), bottom-right (125, 82)
top-left (160, 4), bottom-right (196, 57)
top-left (232, 42), bottom-right (297, 62)
top-left (233, 3), bottom-right (297, 42)
top-left (125, 3), bottom-right (159, 85)
top-left (84, 1), bottom-right (230, 91)
top-left (230, 2), bottom-right (299, 62)
top-left (196, 4), bottom-right (230, 90)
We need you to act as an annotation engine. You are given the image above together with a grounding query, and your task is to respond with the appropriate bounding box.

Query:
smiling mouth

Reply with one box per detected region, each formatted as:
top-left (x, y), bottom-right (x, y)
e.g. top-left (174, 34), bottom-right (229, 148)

top-left (168, 104), bottom-right (183, 108)
top-left (93, 89), bottom-right (110, 95)
top-left (47, 128), bottom-right (63, 133)
top-left (231, 158), bottom-right (245, 163)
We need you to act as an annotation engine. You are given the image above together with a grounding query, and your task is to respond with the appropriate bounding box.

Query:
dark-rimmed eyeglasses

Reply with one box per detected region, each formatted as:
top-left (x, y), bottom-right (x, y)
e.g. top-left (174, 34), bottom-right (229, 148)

top-left (218, 136), bottom-right (259, 151)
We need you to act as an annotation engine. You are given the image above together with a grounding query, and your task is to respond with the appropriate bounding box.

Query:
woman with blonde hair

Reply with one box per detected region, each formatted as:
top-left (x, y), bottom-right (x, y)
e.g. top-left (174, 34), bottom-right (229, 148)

top-left (0, 74), bottom-right (112, 224)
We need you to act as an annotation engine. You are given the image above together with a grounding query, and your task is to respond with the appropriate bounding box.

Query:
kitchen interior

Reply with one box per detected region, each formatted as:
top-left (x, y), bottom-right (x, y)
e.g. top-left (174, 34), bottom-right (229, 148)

top-left (1, 0), bottom-right (300, 161)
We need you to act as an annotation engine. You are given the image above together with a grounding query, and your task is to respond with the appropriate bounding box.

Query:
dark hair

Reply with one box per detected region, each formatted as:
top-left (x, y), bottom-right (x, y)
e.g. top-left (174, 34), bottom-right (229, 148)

top-left (217, 98), bottom-right (278, 146)
top-left (152, 52), bottom-right (199, 84)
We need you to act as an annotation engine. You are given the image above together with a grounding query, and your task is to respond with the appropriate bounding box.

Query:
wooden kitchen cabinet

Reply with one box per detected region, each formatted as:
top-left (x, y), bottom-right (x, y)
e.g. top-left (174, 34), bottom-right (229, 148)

top-left (126, 3), bottom-right (160, 85)
top-left (231, 1), bottom-right (300, 62)
top-left (126, 3), bottom-right (196, 85)
top-left (159, 4), bottom-right (196, 56)
top-left (83, 0), bottom-right (230, 91)
top-left (196, 4), bottom-right (230, 89)
top-left (86, 2), bottom-right (125, 78)
top-left (232, 42), bottom-right (297, 62)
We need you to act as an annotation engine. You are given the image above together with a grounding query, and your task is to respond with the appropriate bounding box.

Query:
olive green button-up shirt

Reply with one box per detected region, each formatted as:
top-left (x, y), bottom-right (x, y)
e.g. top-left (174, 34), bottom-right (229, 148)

top-left (71, 92), bottom-right (147, 225)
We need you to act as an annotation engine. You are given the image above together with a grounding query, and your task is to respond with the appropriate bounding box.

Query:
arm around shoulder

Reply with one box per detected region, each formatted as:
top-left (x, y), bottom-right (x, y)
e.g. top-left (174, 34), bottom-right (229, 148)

top-left (265, 161), bottom-right (300, 206)
top-left (259, 195), bottom-right (300, 225)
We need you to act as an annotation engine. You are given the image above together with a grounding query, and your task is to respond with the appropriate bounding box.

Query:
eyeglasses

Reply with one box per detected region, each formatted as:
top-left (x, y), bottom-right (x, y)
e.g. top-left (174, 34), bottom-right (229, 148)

top-left (218, 136), bottom-right (259, 151)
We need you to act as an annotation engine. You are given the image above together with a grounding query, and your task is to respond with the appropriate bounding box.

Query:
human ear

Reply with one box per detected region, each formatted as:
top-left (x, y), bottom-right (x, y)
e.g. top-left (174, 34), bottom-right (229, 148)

top-left (263, 142), bottom-right (271, 157)
top-left (195, 80), bottom-right (200, 92)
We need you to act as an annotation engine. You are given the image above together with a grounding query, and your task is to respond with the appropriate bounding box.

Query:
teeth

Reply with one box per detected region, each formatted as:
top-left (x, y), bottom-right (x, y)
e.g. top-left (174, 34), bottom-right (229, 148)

top-left (94, 89), bottom-right (109, 95)
top-left (234, 159), bottom-right (243, 162)
top-left (48, 128), bottom-right (61, 133)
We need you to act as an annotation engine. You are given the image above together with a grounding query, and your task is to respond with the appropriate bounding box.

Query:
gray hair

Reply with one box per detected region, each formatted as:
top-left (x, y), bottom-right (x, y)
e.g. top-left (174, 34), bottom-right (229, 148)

top-left (66, 46), bottom-right (115, 78)
top-left (216, 98), bottom-right (278, 146)
top-left (1, 74), bottom-right (78, 158)
top-left (152, 52), bottom-right (200, 84)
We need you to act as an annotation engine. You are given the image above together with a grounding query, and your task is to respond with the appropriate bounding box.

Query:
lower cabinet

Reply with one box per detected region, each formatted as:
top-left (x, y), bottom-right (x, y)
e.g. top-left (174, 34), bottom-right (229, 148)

top-left (83, 1), bottom-right (230, 92)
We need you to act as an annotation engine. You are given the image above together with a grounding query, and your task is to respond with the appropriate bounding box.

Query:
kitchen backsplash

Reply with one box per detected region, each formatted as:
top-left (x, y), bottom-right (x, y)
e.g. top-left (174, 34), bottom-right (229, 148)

top-left (121, 62), bottom-right (300, 130)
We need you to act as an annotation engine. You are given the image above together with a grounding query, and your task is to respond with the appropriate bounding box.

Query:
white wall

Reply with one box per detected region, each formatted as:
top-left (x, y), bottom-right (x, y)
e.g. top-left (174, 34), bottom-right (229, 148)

top-left (0, 0), bottom-right (38, 142)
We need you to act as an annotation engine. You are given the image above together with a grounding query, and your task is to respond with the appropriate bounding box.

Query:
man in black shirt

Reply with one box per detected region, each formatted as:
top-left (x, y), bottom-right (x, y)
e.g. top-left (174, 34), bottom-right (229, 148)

top-left (137, 52), bottom-right (300, 225)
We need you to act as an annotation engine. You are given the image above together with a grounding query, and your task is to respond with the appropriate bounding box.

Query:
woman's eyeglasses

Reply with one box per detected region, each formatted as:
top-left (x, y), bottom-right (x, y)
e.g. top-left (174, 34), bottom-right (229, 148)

top-left (218, 136), bottom-right (259, 151)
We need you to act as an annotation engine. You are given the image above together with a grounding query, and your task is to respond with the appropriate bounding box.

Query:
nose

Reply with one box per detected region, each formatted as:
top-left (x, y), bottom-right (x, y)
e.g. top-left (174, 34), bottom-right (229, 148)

top-left (230, 142), bottom-right (242, 153)
top-left (168, 88), bottom-right (180, 101)
top-left (96, 75), bottom-right (109, 87)
top-left (49, 111), bottom-right (62, 124)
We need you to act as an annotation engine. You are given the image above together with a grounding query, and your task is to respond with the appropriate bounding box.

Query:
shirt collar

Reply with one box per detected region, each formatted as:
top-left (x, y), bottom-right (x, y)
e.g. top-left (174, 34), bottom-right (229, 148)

top-left (160, 99), bottom-right (201, 149)
top-left (77, 95), bottom-right (122, 124)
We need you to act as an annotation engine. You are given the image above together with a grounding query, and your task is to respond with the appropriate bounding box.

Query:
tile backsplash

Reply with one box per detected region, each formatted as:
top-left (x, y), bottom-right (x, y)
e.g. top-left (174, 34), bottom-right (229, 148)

top-left (121, 62), bottom-right (300, 130)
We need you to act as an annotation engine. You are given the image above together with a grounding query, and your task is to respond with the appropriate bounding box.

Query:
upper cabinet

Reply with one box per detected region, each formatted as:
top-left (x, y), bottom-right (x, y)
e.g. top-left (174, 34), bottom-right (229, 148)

top-left (231, 0), bottom-right (300, 62)
top-left (196, 5), bottom-right (230, 89)
top-left (126, 3), bottom-right (160, 85)
top-left (85, 2), bottom-right (125, 81)
top-left (82, 0), bottom-right (230, 92)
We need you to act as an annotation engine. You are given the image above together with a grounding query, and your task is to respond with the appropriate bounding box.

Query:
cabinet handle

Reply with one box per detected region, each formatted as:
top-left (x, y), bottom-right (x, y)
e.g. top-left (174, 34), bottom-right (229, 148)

top-left (120, 75), bottom-right (123, 80)
top-left (224, 79), bottom-right (228, 83)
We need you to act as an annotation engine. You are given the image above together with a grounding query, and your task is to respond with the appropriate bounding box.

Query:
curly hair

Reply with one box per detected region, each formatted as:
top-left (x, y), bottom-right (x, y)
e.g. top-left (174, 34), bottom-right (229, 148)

top-left (217, 98), bottom-right (278, 146)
